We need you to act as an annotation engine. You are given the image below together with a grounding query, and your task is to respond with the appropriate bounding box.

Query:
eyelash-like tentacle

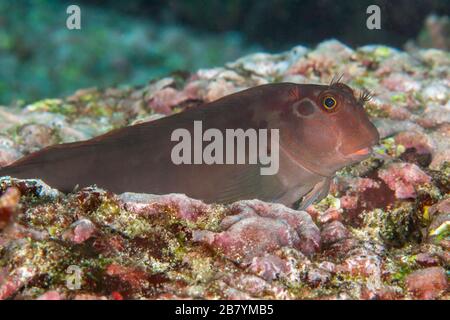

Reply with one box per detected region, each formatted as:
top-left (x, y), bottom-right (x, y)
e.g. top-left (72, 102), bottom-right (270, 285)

top-left (330, 73), bottom-right (344, 86)
top-left (358, 88), bottom-right (373, 104)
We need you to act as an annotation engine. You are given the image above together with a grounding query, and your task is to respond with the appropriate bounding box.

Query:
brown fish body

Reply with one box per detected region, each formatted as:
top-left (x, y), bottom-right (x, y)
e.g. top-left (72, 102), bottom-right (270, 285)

top-left (0, 82), bottom-right (379, 208)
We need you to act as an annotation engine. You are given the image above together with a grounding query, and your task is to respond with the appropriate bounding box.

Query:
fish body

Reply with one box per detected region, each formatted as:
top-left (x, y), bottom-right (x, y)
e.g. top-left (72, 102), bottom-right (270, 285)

top-left (0, 82), bottom-right (379, 208)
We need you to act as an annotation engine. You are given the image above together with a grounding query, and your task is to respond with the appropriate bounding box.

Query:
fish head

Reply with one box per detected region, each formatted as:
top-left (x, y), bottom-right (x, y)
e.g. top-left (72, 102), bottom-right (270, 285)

top-left (280, 82), bottom-right (380, 176)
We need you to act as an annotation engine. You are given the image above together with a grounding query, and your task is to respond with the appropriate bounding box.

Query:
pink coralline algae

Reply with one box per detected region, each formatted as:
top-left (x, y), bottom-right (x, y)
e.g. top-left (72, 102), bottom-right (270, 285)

top-left (0, 145), bottom-right (22, 168)
top-left (248, 254), bottom-right (290, 282)
top-left (65, 219), bottom-right (96, 244)
top-left (378, 163), bottom-right (432, 199)
top-left (394, 130), bottom-right (435, 155)
top-left (0, 266), bottom-right (37, 300)
top-left (18, 124), bottom-right (57, 154)
top-left (37, 291), bottom-right (63, 300)
top-left (317, 208), bottom-right (343, 224)
top-left (306, 268), bottom-right (331, 288)
top-left (119, 193), bottom-right (209, 222)
top-left (221, 273), bottom-right (290, 299)
top-left (193, 200), bottom-right (320, 264)
top-left (320, 221), bottom-right (350, 246)
top-left (340, 195), bottom-right (359, 210)
top-left (415, 253), bottom-right (441, 267)
top-left (147, 87), bottom-right (198, 115)
top-left (405, 267), bottom-right (448, 299)
top-left (339, 252), bottom-right (382, 278)
top-left (381, 73), bottom-right (421, 92)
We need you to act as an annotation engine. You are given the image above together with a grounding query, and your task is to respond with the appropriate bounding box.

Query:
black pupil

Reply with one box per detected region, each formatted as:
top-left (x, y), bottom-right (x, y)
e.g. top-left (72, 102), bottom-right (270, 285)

top-left (324, 97), bottom-right (335, 108)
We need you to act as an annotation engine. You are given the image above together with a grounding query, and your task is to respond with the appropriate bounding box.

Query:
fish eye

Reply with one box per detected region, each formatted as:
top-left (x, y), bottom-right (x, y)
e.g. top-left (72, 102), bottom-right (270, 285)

top-left (322, 96), bottom-right (337, 110)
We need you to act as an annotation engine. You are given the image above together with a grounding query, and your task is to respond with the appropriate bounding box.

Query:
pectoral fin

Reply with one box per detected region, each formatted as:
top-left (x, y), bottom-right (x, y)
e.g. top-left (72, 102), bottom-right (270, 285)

top-left (297, 177), bottom-right (331, 210)
top-left (210, 164), bottom-right (285, 204)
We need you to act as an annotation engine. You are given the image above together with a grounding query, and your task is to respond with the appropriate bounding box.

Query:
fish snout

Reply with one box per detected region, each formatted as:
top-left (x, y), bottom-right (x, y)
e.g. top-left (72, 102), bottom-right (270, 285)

top-left (339, 123), bottom-right (379, 161)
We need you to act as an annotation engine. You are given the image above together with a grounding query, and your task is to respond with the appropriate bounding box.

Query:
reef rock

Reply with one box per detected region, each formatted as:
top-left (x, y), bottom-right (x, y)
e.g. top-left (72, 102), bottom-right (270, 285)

top-left (405, 267), bottom-right (448, 299)
top-left (0, 41), bottom-right (449, 300)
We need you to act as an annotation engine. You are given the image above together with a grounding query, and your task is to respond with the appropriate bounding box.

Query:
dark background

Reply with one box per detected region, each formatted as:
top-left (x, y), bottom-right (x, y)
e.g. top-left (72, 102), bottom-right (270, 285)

top-left (0, 0), bottom-right (448, 105)
top-left (81, 0), bottom-right (449, 49)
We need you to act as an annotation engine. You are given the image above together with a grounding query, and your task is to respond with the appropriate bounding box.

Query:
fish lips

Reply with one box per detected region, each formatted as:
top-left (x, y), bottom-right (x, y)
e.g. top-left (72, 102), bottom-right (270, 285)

top-left (344, 146), bottom-right (373, 161)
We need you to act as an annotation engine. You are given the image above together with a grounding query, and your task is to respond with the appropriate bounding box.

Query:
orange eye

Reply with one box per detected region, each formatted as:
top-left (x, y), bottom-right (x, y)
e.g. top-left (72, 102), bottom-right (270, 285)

top-left (322, 96), bottom-right (337, 110)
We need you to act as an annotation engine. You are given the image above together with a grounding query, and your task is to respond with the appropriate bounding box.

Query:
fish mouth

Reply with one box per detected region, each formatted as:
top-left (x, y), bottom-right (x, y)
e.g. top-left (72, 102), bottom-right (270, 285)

top-left (345, 146), bottom-right (373, 160)
top-left (352, 147), bottom-right (371, 156)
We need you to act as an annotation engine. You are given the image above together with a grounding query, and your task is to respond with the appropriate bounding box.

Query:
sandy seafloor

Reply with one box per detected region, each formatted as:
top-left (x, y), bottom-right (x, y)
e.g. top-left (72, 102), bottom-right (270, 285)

top-left (0, 40), bottom-right (448, 300)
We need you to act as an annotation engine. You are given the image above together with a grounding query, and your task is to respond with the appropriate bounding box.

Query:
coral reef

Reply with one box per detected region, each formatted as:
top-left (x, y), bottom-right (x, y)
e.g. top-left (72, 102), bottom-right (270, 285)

top-left (0, 40), bottom-right (449, 299)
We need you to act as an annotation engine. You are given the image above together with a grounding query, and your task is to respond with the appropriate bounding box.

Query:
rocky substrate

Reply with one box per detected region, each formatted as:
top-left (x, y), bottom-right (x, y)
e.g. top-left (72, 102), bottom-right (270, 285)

top-left (0, 40), bottom-right (449, 299)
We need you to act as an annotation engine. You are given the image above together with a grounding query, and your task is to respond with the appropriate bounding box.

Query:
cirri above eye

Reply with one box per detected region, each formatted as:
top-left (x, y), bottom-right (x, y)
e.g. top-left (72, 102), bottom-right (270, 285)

top-left (322, 96), bottom-right (337, 110)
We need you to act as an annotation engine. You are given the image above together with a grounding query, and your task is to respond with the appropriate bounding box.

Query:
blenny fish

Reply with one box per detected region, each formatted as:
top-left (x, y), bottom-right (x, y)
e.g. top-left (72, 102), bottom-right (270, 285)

top-left (0, 81), bottom-right (379, 208)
